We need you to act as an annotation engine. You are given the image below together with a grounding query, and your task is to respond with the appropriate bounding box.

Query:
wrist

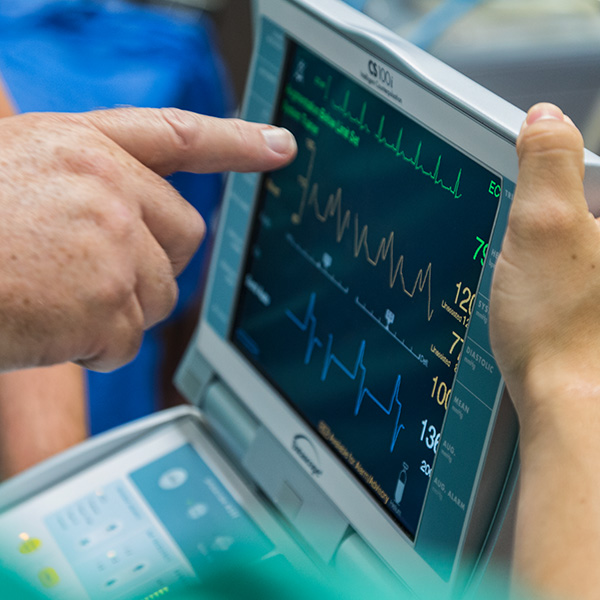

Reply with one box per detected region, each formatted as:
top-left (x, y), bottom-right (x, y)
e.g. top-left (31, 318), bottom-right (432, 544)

top-left (510, 361), bottom-right (600, 458)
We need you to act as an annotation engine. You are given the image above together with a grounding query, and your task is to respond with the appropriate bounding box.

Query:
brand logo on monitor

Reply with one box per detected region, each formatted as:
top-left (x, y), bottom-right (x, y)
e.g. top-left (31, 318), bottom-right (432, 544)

top-left (292, 435), bottom-right (323, 477)
top-left (368, 60), bottom-right (393, 88)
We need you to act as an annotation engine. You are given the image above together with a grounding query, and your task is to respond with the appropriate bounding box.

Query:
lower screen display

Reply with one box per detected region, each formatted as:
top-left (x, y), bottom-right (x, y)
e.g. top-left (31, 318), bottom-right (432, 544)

top-left (0, 431), bottom-right (273, 600)
top-left (232, 41), bottom-right (500, 538)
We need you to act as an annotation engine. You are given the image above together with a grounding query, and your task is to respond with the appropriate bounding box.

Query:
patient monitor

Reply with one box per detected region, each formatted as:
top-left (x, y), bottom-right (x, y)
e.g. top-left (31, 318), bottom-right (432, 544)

top-left (180, 0), bottom-right (600, 594)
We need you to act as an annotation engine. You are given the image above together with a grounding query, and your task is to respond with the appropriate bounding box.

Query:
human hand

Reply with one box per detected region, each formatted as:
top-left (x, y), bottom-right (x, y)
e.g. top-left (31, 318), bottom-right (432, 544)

top-left (490, 103), bottom-right (600, 600)
top-left (0, 108), bottom-right (296, 372)
top-left (490, 102), bottom-right (600, 428)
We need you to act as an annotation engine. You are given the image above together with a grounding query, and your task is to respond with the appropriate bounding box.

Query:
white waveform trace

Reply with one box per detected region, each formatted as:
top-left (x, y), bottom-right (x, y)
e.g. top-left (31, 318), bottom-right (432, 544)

top-left (354, 296), bottom-right (429, 368)
top-left (286, 232), bottom-right (349, 294)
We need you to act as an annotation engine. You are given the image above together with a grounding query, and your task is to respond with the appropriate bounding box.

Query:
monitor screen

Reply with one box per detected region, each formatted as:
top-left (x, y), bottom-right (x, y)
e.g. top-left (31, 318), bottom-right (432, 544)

top-left (231, 40), bottom-right (501, 540)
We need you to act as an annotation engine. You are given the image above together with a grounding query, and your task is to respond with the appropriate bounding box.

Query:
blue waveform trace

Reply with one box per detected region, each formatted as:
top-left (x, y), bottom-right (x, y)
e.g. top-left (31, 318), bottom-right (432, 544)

top-left (285, 292), bottom-right (323, 364)
top-left (286, 292), bottom-right (405, 452)
top-left (235, 328), bottom-right (260, 356)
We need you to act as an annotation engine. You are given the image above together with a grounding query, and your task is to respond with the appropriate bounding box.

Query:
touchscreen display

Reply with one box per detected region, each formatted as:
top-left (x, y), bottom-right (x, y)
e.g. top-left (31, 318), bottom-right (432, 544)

top-left (232, 41), bottom-right (501, 539)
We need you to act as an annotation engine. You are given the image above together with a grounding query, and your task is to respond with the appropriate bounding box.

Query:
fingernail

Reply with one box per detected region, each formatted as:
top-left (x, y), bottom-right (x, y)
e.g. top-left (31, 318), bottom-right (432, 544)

top-left (526, 103), bottom-right (565, 126)
top-left (261, 127), bottom-right (296, 155)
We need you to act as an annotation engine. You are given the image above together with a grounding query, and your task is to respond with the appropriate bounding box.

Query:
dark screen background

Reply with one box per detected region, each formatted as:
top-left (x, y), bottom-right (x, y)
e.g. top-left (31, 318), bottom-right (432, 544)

top-left (232, 42), bottom-right (500, 538)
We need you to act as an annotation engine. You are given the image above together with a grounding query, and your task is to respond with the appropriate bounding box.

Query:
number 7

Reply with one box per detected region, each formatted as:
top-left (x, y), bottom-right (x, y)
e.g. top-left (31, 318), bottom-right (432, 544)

top-left (450, 331), bottom-right (464, 355)
top-left (473, 236), bottom-right (486, 261)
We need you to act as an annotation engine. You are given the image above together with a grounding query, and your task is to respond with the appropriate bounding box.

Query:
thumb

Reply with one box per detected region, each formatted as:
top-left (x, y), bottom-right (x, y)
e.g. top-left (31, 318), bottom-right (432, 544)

top-left (510, 103), bottom-right (586, 244)
top-left (490, 104), bottom-right (590, 397)
top-left (76, 107), bottom-right (297, 176)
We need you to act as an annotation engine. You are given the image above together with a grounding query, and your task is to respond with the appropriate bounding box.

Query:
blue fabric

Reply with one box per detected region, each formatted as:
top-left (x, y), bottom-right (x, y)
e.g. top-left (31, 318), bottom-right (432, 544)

top-left (0, 0), bottom-right (230, 433)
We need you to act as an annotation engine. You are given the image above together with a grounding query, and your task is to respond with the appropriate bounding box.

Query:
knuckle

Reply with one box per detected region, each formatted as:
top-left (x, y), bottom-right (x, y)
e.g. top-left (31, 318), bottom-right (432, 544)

top-left (106, 201), bottom-right (139, 239)
top-left (512, 205), bottom-right (573, 240)
top-left (110, 303), bottom-right (145, 367)
top-left (79, 296), bottom-right (144, 372)
top-left (135, 247), bottom-right (180, 329)
top-left (510, 192), bottom-right (579, 243)
top-left (87, 198), bottom-right (139, 241)
top-left (121, 318), bottom-right (145, 364)
top-left (518, 120), bottom-right (584, 164)
top-left (149, 262), bottom-right (180, 325)
top-left (103, 330), bottom-right (144, 372)
top-left (186, 210), bottom-right (206, 254)
top-left (93, 271), bottom-right (135, 314)
top-left (169, 207), bottom-right (206, 275)
top-left (159, 107), bottom-right (197, 156)
top-left (158, 277), bottom-right (179, 322)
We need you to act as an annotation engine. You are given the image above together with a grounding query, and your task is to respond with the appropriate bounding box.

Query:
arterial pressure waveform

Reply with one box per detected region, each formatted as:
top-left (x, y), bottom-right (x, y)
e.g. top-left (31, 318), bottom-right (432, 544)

top-left (232, 42), bottom-right (501, 538)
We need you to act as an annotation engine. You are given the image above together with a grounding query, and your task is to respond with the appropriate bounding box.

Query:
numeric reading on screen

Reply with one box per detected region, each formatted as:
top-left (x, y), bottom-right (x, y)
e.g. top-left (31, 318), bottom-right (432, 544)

top-left (232, 43), bottom-right (500, 538)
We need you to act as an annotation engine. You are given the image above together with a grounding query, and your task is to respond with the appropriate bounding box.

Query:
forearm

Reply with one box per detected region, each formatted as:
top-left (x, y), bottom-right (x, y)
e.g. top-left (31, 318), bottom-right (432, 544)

top-left (0, 363), bottom-right (87, 479)
top-left (511, 371), bottom-right (600, 600)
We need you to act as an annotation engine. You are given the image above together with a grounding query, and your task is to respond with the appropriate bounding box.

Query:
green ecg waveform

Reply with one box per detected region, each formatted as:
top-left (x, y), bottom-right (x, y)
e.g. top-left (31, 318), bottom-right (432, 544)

top-left (331, 89), bottom-right (371, 134)
top-left (314, 75), bottom-right (463, 199)
top-left (375, 116), bottom-right (462, 199)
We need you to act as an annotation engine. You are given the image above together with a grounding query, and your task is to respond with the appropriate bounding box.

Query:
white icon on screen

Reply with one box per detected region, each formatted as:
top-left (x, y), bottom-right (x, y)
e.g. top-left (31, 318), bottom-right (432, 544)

top-left (395, 462), bottom-right (409, 504)
top-left (293, 60), bottom-right (306, 83)
top-left (187, 503), bottom-right (209, 520)
top-left (211, 536), bottom-right (235, 552)
top-left (158, 468), bottom-right (188, 490)
top-left (197, 542), bottom-right (209, 556)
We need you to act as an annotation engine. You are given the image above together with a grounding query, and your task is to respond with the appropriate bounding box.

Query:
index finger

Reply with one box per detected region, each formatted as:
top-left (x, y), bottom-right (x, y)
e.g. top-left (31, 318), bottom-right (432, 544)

top-left (78, 108), bottom-right (297, 176)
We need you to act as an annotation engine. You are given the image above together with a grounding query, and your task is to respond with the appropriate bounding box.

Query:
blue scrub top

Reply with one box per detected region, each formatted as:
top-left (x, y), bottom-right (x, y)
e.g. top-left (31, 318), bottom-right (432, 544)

top-left (0, 0), bottom-right (231, 433)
